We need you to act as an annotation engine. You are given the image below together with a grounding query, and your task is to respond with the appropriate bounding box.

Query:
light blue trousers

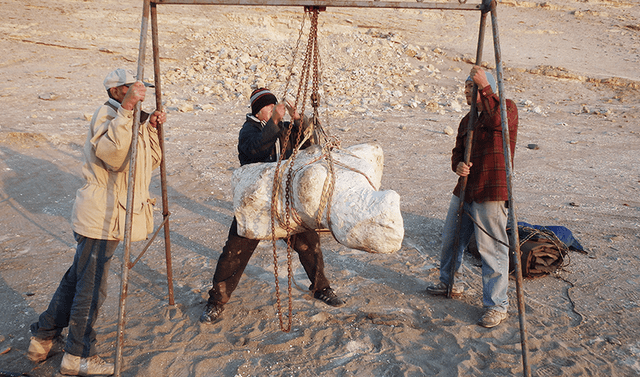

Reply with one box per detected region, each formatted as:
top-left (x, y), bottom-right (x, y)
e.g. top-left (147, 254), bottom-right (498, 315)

top-left (439, 195), bottom-right (509, 312)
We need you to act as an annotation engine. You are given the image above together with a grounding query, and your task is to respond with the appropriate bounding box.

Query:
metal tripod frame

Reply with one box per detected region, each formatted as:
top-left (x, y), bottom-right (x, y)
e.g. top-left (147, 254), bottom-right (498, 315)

top-left (115, 1), bottom-right (530, 376)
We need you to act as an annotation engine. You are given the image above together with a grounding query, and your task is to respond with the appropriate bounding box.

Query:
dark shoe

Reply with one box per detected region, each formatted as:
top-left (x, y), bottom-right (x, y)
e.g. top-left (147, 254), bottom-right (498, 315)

top-left (477, 309), bottom-right (508, 328)
top-left (425, 281), bottom-right (463, 297)
top-left (314, 287), bottom-right (345, 307)
top-left (199, 303), bottom-right (224, 323)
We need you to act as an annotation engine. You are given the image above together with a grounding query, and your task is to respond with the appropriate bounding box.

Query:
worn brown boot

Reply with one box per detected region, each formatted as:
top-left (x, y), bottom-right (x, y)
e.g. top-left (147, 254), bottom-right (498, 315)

top-left (27, 337), bottom-right (53, 363)
top-left (60, 352), bottom-right (114, 376)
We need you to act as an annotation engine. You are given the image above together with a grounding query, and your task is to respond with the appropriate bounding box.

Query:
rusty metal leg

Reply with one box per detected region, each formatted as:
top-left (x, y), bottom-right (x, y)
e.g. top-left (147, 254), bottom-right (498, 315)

top-left (446, 4), bottom-right (489, 298)
top-left (115, 1), bottom-right (151, 376)
top-left (490, 1), bottom-right (531, 376)
top-left (151, 0), bottom-right (176, 308)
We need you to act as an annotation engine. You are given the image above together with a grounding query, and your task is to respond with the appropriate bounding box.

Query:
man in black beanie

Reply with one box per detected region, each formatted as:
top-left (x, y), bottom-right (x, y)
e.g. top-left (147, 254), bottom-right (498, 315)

top-left (200, 88), bottom-right (345, 324)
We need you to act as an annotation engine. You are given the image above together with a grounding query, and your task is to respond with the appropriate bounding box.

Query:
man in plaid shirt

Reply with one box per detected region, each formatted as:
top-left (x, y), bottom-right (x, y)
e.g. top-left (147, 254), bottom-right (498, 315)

top-left (426, 66), bottom-right (518, 328)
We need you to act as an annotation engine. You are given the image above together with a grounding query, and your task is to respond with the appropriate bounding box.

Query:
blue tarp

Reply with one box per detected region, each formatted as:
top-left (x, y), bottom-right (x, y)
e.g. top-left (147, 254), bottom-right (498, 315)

top-left (518, 221), bottom-right (585, 252)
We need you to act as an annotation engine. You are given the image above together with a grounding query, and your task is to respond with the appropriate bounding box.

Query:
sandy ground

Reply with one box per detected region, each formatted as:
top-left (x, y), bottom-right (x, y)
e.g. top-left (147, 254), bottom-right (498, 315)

top-left (1, 0), bottom-right (640, 376)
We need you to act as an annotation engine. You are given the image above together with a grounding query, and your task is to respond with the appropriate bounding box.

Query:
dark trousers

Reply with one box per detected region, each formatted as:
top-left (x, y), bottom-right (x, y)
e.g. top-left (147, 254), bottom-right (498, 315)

top-left (207, 217), bottom-right (330, 305)
top-left (31, 233), bottom-right (118, 358)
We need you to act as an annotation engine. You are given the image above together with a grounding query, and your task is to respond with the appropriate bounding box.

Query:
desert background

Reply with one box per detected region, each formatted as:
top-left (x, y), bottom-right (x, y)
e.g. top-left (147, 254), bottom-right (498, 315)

top-left (1, 0), bottom-right (639, 376)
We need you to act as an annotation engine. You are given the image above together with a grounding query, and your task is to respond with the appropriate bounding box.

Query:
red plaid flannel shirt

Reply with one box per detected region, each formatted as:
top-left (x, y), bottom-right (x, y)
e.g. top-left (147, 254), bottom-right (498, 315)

top-left (452, 86), bottom-right (518, 203)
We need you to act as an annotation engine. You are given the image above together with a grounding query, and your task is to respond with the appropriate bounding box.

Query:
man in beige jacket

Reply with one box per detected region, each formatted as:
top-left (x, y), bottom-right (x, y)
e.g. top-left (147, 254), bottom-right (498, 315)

top-left (27, 68), bottom-right (165, 376)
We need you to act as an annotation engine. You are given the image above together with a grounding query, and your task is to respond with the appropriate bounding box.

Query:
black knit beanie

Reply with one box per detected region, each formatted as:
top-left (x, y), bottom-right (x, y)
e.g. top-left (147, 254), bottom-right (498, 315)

top-left (250, 88), bottom-right (278, 115)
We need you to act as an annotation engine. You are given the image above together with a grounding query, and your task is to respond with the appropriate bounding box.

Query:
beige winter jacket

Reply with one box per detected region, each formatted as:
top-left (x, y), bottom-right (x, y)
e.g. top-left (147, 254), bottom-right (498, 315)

top-left (71, 98), bottom-right (162, 241)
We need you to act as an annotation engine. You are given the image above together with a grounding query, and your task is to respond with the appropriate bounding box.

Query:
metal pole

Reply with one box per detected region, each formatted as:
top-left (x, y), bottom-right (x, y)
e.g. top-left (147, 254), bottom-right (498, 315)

top-left (115, 1), bottom-right (151, 376)
top-left (446, 1), bottom-right (489, 298)
top-left (490, 1), bottom-right (530, 376)
top-left (151, 0), bottom-right (176, 307)
top-left (152, 0), bottom-right (483, 11)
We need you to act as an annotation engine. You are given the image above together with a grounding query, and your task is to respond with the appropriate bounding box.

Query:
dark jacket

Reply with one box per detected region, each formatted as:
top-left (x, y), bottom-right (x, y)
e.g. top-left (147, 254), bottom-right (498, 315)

top-left (237, 114), bottom-right (306, 166)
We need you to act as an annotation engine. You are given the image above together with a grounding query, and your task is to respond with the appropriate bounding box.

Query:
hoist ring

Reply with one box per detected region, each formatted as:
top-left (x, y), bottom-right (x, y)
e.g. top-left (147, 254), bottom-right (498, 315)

top-left (311, 92), bottom-right (320, 108)
top-left (304, 6), bottom-right (326, 12)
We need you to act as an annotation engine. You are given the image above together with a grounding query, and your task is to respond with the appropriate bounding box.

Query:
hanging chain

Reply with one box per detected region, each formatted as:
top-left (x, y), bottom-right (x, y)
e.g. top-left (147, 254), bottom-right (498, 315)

top-left (270, 163), bottom-right (291, 332)
top-left (270, 7), bottom-right (328, 333)
top-left (282, 12), bottom-right (307, 101)
top-left (311, 12), bottom-right (321, 123)
top-left (283, 6), bottom-right (320, 251)
top-left (294, 7), bottom-right (319, 120)
top-left (270, 7), bottom-right (317, 333)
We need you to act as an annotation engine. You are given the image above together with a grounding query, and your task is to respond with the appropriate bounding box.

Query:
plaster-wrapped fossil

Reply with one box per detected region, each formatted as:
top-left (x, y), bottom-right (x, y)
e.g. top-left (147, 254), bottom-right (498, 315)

top-left (232, 143), bottom-right (403, 254)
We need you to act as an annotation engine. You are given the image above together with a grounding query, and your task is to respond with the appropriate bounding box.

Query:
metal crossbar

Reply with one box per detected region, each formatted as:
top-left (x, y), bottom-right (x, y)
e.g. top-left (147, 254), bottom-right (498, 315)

top-left (115, 1), bottom-right (531, 376)
top-left (152, 0), bottom-right (484, 11)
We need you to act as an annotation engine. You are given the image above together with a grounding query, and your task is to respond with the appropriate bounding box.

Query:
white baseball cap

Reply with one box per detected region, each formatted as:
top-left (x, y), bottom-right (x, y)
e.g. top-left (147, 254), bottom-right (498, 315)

top-left (466, 71), bottom-right (497, 93)
top-left (103, 68), bottom-right (154, 90)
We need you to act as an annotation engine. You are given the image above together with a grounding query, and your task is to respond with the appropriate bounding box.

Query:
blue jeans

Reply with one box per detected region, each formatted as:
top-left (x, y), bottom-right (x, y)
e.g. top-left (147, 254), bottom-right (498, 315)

top-left (31, 233), bottom-right (118, 357)
top-left (439, 195), bottom-right (509, 312)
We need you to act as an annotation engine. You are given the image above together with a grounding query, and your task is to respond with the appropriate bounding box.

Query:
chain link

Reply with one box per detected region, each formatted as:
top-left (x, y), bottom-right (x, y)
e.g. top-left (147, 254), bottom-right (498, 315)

top-left (282, 12), bottom-right (307, 100)
top-left (270, 7), bottom-right (336, 333)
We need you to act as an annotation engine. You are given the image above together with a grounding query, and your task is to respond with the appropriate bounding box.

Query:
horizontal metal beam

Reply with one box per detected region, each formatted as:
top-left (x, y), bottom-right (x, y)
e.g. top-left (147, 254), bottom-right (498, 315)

top-left (151, 0), bottom-right (484, 11)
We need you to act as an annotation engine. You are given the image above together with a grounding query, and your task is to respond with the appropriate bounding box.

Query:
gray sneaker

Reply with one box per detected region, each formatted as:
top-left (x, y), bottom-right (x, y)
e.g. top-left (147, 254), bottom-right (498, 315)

top-left (477, 309), bottom-right (508, 328)
top-left (425, 281), bottom-right (463, 297)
